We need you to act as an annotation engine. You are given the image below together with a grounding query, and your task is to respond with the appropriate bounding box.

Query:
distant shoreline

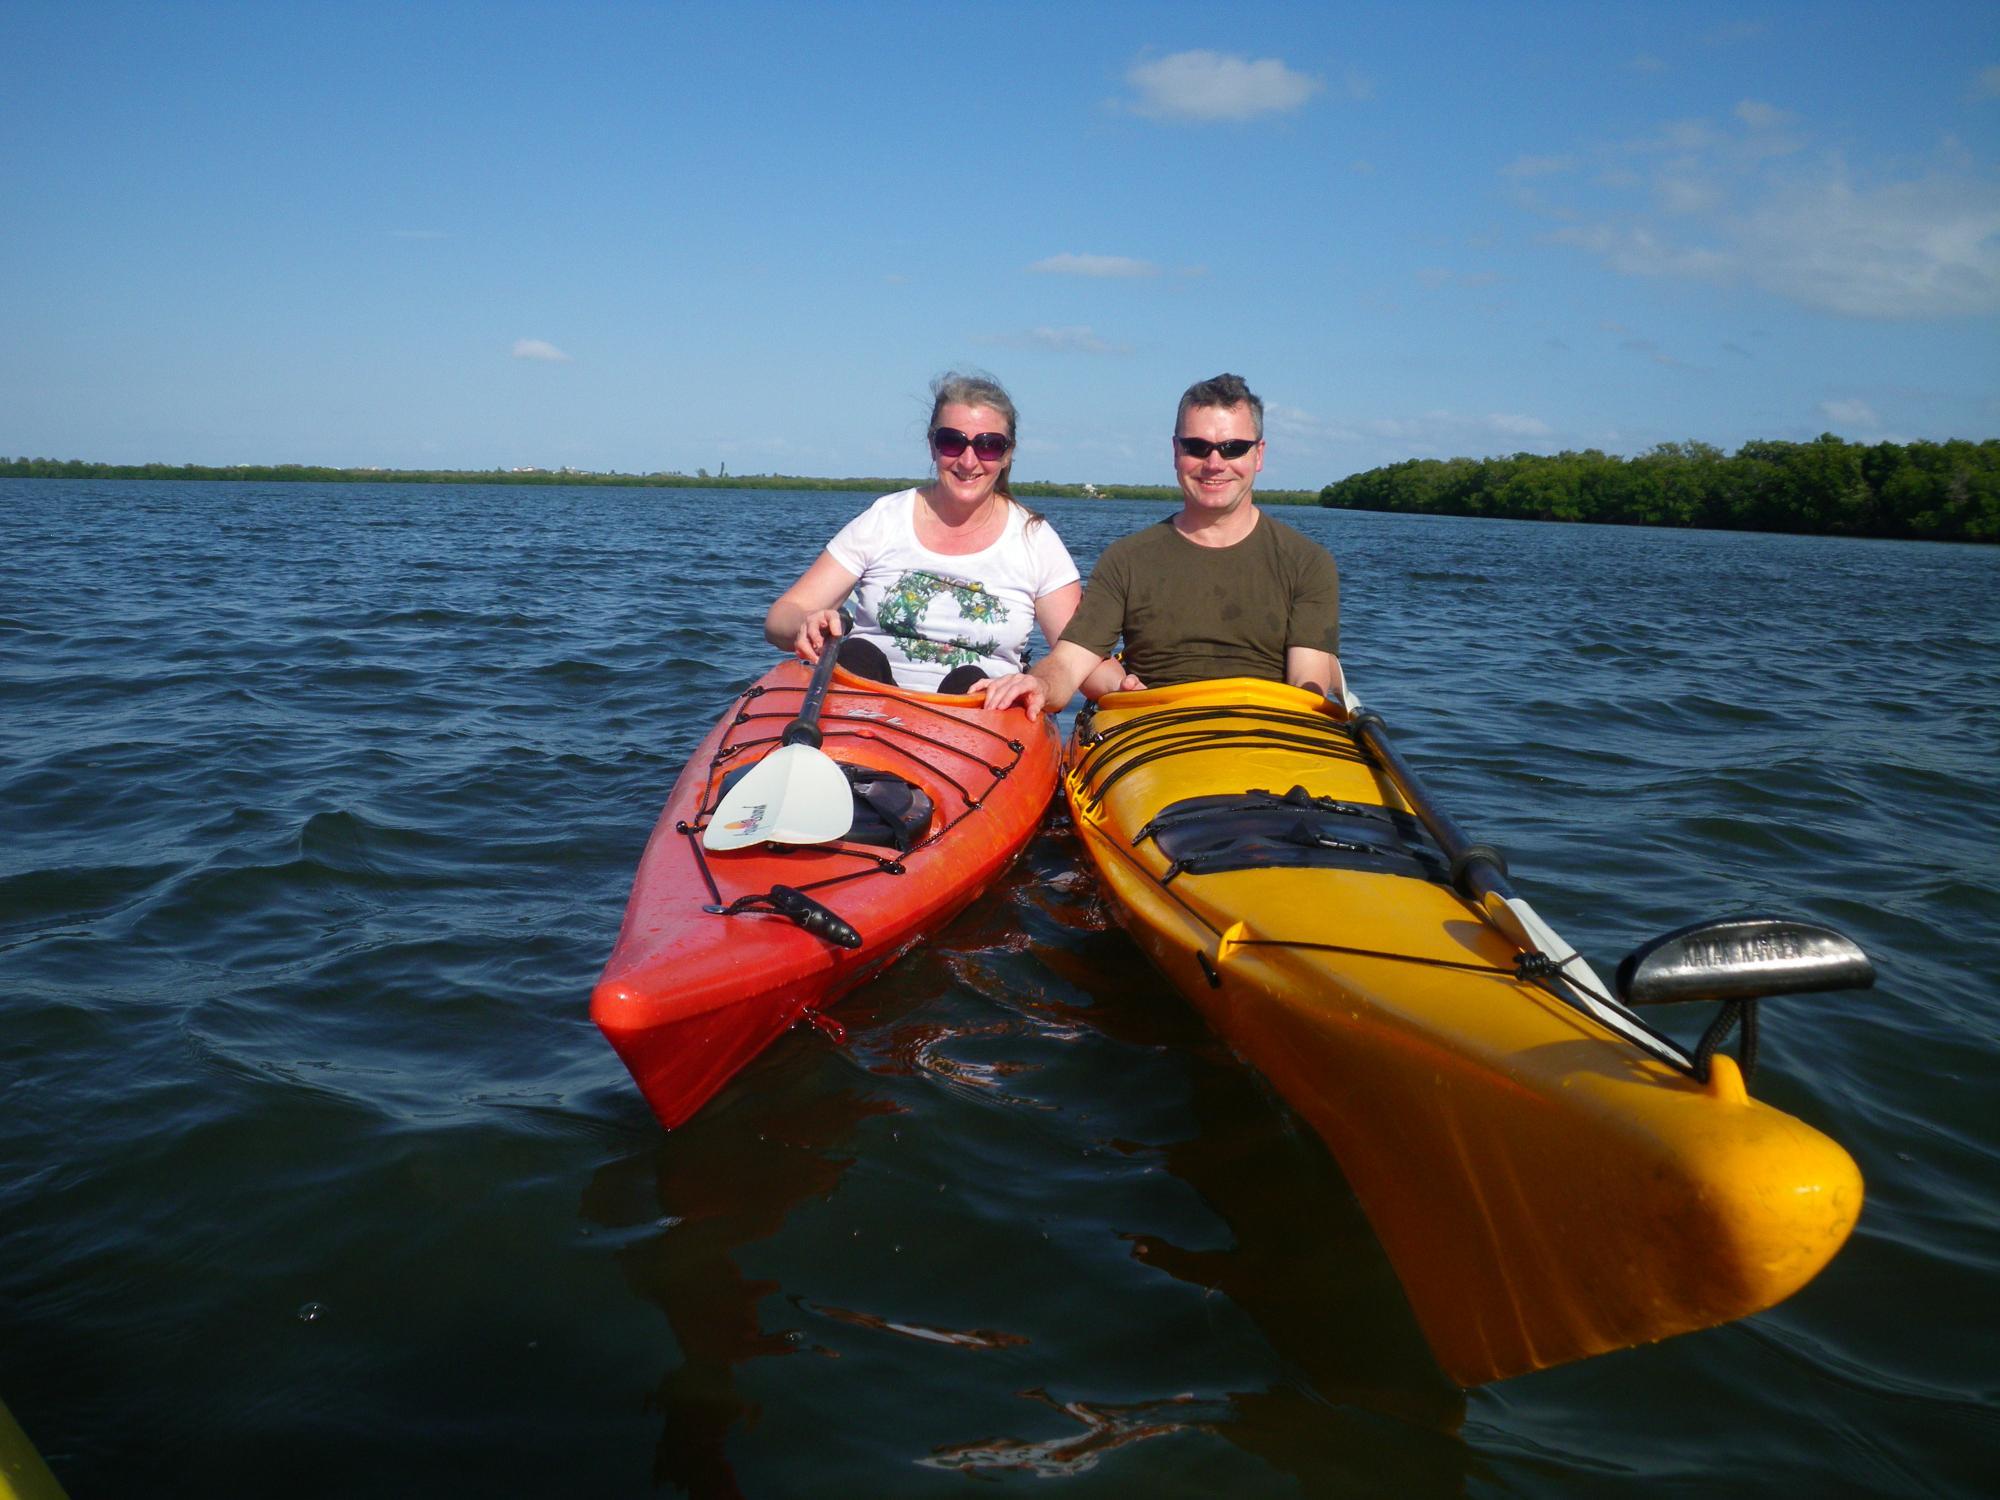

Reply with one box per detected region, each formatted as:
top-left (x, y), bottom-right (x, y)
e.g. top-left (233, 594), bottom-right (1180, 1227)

top-left (0, 459), bottom-right (1320, 506)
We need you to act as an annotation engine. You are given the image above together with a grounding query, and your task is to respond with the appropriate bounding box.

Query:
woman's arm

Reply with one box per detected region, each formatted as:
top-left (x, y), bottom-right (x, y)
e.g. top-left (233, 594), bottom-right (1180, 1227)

top-left (1030, 580), bottom-right (1082, 647)
top-left (766, 552), bottom-right (862, 660)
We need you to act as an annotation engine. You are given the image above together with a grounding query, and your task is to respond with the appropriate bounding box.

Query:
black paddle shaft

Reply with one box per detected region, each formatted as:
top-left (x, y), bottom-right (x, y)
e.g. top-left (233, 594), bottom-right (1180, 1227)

top-left (781, 611), bottom-right (853, 749)
top-left (1348, 710), bottom-right (1513, 903)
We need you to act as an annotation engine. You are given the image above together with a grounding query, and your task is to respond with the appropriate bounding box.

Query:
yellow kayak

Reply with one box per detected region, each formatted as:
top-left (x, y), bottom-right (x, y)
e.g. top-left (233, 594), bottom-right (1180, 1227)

top-left (1064, 677), bottom-right (1867, 1386)
top-left (1, 1397), bottom-right (65, 1500)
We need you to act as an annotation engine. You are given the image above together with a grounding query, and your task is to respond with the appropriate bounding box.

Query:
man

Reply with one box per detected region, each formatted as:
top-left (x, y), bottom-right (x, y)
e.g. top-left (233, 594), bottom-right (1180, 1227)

top-left (977, 373), bottom-right (1343, 718)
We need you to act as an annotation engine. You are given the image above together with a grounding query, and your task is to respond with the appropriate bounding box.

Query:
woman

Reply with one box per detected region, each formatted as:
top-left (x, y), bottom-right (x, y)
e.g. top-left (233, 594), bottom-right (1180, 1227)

top-left (766, 372), bottom-right (1087, 695)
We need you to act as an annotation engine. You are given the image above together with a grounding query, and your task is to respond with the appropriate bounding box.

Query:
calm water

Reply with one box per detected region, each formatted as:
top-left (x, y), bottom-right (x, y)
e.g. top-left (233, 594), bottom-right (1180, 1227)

top-left (2, 479), bottom-right (1995, 1497)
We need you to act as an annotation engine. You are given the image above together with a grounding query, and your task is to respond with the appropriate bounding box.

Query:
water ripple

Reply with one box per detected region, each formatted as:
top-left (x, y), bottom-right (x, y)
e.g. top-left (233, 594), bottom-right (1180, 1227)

top-left (2, 481), bottom-right (1995, 1497)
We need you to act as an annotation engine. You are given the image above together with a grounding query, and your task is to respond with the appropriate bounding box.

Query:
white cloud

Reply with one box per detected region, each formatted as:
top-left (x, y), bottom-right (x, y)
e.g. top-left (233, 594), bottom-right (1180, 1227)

top-left (1503, 154), bottom-right (1577, 180)
top-left (1819, 398), bottom-right (1881, 427)
top-left (1125, 50), bottom-right (1321, 122)
top-left (1028, 253), bottom-right (1160, 278)
top-left (512, 339), bottom-right (574, 362)
top-left (987, 326), bottom-right (1130, 355)
top-left (1549, 223), bottom-right (1733, 279)
top-left (1734, 100), bottom-right (1793, 131)
top-left (1414, 267), bottom-right (1501, 289)
top-left (1736, 170), bottom-right (2000, 317)
top-left (1655, 173), bottom-right (1723, 215)
top-left (1262, 403), bottom-right (1375, 452)
top-left (1357, 410), bottom-right (1559, 455)
top-left (1527, 104), bottom-right (2000, 319)
top-left (1486, 413), bottom-right (1555, 437)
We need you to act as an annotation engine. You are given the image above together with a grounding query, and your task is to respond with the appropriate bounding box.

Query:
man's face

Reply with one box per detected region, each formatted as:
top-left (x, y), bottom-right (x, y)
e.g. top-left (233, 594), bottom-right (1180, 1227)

top-left (1172, 402), bottom-right (1265, 519)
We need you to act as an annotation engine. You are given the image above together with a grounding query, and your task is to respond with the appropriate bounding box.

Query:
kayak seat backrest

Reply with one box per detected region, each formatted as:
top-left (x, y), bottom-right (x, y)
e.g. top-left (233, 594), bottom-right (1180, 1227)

top-left (842, 767), bottom-right (935, 852)
top-left (1134, 786), bottom-right (1448, 882)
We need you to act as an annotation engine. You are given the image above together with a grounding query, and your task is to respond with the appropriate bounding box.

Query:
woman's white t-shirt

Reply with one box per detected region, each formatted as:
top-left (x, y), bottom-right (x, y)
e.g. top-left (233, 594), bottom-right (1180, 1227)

top-left (825, 489), bottom-right (1080, 691)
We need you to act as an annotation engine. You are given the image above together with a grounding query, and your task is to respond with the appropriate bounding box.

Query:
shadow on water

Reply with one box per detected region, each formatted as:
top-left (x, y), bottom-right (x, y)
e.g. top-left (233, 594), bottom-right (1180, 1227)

top-left (581, 1086), bottom-right (899, 1498)
top-left (580, 817), bottom-right (1469, 1497)
top-left (1017, 822), bottom-right (1474, 1488)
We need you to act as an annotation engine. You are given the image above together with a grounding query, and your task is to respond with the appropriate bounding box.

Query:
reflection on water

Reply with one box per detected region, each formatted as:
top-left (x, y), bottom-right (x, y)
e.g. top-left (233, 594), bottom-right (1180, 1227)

top-left (920, 1389), bottom-right (1230, 1478)
top-left (582, 1086), bottom-right (898, 1496)
top-left (580, 819), bottom-right (1468, 1497)
top-left (5, 482), bottom-right (1993, 1495)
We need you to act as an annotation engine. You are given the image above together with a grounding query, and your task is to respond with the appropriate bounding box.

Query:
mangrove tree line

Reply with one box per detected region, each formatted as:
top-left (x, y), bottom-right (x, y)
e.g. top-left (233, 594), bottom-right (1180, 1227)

top-left (1318, 436), bottom-right (1998, 543)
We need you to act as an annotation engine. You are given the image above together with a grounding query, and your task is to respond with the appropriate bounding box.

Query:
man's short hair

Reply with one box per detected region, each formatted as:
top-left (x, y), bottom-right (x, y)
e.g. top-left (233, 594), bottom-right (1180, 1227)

top-left (1177, 373), bottom-right (1264, 438)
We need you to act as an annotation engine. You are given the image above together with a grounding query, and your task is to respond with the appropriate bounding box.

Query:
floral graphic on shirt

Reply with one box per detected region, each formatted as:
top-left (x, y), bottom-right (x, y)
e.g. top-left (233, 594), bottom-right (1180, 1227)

top-left (877, 570), bottom-right (1007, 667)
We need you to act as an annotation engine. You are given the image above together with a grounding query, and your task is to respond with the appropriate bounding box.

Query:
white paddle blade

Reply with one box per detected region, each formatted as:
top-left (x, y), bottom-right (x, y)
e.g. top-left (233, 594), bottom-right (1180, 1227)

top-left (701, 743), bottom-right (855, 850)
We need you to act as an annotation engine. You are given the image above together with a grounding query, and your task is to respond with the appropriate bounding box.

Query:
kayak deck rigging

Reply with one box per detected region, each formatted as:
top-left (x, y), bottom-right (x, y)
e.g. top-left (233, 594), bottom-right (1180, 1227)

top-left (1072, 695), bottom-right (1703, 1079)
top-left (1061, 677), bottom-right (1871, 1386)
top-left (593, 659), bottom-right (1062, 1130)
top-left (672, 679), bottom-right (1033, 928)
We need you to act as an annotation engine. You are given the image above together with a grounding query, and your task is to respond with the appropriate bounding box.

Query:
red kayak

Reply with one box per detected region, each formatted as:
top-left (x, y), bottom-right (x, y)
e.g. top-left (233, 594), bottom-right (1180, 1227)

top-left (593, 658), bottom-right (1061, 1128)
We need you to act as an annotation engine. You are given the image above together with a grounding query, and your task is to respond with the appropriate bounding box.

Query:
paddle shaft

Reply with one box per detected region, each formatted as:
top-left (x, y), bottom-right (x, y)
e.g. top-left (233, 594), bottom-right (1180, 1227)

top-left (1347, 710), bottom-right (1512, 905)
top-left (782, 621), bottom-right (849, 749)
top-left (1348, 707), bottom-right (1697, 1071)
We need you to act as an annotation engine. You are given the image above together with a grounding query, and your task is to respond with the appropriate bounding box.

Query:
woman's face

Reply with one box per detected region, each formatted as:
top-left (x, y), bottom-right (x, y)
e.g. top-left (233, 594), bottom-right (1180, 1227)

top-left (929, 402), bottom-right (1013, 509)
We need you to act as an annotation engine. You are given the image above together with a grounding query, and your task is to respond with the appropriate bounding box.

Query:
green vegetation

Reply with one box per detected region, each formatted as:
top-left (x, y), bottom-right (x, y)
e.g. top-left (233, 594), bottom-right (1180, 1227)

top-left (0, 456), bottom-right (1318, 505)
top-left (1318, 436), bottom-right (1999, 543)
top-left (0, 458), bottom-right (917, 490)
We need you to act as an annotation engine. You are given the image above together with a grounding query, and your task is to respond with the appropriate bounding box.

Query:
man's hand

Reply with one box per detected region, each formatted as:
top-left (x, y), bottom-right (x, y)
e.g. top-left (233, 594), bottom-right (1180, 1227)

top-left (1080, 658), bottom-right (1142, 699)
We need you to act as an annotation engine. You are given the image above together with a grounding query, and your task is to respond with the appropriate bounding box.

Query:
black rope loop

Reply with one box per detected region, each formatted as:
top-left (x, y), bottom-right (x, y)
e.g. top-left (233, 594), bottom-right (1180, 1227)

top-left (1514, 950), bottom-right (1571, 980)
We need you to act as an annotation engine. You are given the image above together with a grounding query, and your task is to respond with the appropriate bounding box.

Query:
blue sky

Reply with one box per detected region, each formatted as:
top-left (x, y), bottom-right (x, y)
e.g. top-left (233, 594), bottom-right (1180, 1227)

top-left (5, 1), bottom-right (1996, 489)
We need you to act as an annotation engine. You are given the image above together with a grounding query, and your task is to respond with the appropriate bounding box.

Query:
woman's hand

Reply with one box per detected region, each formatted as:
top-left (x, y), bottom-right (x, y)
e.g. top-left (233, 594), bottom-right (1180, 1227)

top-left (969, 671), bottom-right (1047, 719)
top-left (766, 552), bottom-right (861, 658)
top-left (793, 608), bottom-right (844, 663)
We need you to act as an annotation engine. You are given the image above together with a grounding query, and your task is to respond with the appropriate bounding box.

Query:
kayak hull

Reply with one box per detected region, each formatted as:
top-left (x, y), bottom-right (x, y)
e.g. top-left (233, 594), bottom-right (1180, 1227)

top-left (1064, 677), bottom-right (1862, 1385)
top-left (594, 660), bottom-right (1059, 1129)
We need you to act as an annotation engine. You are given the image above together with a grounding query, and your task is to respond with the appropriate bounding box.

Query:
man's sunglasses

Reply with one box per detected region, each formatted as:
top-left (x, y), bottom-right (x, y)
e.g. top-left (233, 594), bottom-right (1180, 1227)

top-left (1176, 436), bottom-right (1260, 460)
top-left (932, 427), bottom-right (1013, 461)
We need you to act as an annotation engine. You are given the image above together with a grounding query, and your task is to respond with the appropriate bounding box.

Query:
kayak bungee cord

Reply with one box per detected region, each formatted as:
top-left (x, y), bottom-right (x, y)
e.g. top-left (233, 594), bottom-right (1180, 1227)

top-left (675, 678), bottom-right (1031, 944)
top-left (1071, 704), bottom-right (1370, 814)
top-left (1069, 697), bottom-right (1716, 1079)
top-left (720, 683), bottom-right (1026, 807)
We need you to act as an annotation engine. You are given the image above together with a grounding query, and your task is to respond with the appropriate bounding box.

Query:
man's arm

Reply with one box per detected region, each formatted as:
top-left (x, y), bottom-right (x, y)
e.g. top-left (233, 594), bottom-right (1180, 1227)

top-left (972, 640), bottom-right (1107, 720)
top-left (1285, 647), bottom-right (1345, 703)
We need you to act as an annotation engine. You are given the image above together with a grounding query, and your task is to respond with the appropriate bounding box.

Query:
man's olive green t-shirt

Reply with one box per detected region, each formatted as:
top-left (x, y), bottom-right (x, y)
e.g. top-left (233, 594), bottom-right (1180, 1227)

top-left (1060, 513), bottom-right (1340, 685)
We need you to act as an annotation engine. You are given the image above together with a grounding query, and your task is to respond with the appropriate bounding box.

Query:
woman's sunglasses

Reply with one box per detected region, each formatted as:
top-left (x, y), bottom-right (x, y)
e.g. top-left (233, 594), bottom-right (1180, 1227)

top-left (932, 427), bottom-right (1013, 462)
top-left (1175, 436), bottom-right (1260, 460)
